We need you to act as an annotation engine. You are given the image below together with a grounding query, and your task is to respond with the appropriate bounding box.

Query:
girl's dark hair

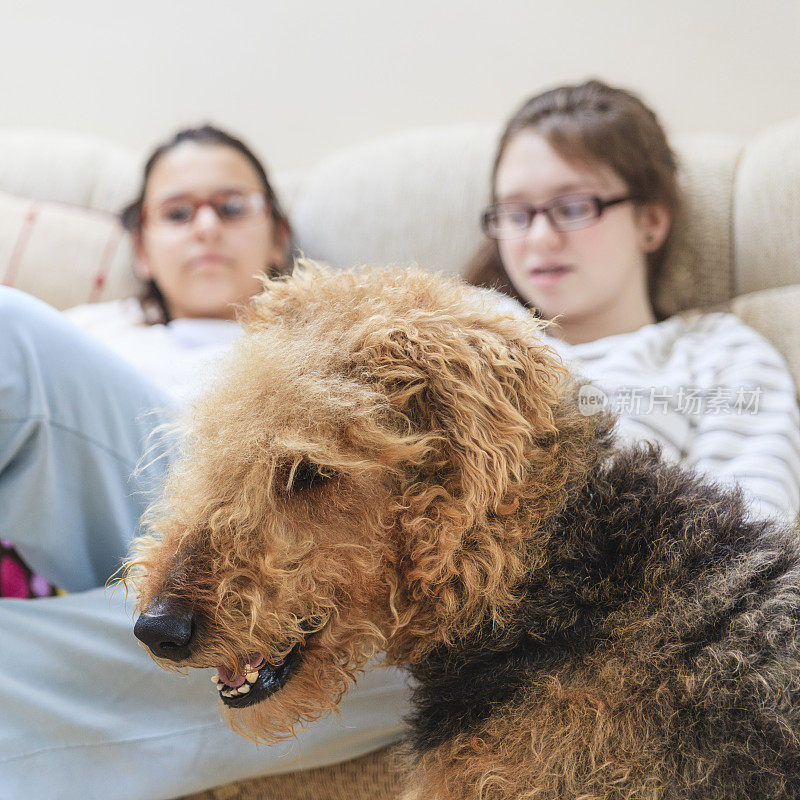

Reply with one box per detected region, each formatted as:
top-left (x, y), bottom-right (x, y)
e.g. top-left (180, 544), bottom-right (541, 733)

top-left (120, 124), bottom-right (292, 324)
top-left (465, 79), bottom-right (680, 314)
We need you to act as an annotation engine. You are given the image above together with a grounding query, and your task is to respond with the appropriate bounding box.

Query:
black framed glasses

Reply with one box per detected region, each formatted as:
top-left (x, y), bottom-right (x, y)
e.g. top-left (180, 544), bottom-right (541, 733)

top-left (481, 194), bottom-right (637, 239)
top-left (142, 190), bottom-right (268, 229)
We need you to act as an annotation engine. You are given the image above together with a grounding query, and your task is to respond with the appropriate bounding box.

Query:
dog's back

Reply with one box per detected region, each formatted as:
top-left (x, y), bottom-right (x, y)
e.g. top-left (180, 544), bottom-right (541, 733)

top-left (407, 445), bottom-right (800, 799)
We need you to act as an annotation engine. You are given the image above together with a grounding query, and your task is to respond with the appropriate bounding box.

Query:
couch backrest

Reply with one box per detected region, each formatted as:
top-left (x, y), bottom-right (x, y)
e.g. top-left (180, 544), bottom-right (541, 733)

top-left (734, 117), bottom-right (800, 297)
top-left (1, 118), bottom-right (799, 315)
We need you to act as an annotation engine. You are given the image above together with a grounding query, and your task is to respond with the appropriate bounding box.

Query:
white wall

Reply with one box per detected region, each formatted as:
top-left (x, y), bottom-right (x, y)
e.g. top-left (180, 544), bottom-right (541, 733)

top-left (1, 0), bottom-right (798, 172)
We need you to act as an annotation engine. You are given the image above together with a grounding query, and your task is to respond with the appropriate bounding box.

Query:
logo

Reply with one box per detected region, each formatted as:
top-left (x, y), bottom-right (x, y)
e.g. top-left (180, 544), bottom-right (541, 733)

top-left (577, 383), bottom-right (609, 416)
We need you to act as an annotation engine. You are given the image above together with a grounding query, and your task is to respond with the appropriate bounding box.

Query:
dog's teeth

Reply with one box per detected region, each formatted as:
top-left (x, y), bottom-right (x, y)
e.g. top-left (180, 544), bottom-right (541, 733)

top-left (238, 683), bottom-right (251, 694)
top-left (211, 674), bottom-right (221, 684)
top-left (246, 671), bottom-right (259, 683)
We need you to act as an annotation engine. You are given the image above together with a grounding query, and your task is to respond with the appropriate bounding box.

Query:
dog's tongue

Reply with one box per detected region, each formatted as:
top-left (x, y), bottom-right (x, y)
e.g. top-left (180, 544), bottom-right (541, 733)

top-left (217, 668), bottom-right (246, 688)
top-left (217, 654), bottom-right (265, 688)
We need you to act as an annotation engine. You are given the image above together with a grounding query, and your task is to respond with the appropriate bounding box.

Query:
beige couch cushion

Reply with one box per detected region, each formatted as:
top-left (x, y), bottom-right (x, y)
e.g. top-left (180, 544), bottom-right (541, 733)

top-left (291, 125), bottom-right (498, 276)
top-left (734, 116), bottom-right (800, 297)
top-left (731, 284), bottom-right (800, 390)
top-left (0, 190), bottom-right (138, 310)
top-left (654, 133), bottom-right (742, 318)
top-left (0, 130), bottom-right (138, 213)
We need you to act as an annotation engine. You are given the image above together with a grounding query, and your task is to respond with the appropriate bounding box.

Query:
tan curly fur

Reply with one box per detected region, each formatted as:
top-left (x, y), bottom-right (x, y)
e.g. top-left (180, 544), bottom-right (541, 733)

top-left (126, 261), bottom-right (800, 799)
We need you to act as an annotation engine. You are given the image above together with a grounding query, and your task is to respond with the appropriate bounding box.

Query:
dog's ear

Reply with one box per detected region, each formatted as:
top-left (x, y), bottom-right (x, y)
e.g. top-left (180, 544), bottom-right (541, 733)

top-left (360, 316), bottom-right (576, 646)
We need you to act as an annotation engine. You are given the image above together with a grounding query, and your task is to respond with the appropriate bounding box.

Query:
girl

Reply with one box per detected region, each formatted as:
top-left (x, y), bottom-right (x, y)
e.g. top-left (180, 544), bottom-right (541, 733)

top-left (0, 126), bottom-right (408, 799)
top-left (1, 125), bottom-right (293, 596)
top-left (468, 79), bottom-right (800, 523)
top-left (65, 124), bottom-right (293, 401)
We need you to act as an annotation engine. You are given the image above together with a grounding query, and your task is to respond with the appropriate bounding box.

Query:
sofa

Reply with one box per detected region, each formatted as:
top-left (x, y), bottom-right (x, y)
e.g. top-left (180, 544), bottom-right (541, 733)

top-left (1, 116), bottom-right (799, 799)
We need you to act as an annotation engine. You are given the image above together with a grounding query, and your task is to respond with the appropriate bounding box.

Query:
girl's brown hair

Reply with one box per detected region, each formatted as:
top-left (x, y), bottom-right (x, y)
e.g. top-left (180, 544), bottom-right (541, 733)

top-left (465, 79), bottom-right (680, 313)
top-left (120, 125), bottom-right (293, 324)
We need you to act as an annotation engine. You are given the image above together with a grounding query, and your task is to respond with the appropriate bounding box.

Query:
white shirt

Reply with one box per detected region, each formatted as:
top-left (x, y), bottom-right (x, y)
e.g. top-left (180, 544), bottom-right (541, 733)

top-left (64, 298), bottom-right (242, 403)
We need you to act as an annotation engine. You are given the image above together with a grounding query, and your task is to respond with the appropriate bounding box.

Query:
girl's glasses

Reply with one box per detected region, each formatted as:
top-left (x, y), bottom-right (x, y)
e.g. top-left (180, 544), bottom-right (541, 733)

top-left (481, 194), bottom-right (636, 239)
top-left (142, 191), bottom-right (267, 229)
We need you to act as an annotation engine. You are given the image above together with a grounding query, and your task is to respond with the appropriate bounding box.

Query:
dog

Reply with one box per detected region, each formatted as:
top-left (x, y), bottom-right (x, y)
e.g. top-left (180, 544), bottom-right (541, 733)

top-left (130, 262), bottom-right (800, 799)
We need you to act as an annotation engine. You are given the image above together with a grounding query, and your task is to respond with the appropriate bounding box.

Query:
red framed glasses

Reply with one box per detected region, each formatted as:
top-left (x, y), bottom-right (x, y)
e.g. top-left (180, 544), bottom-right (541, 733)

top-left (141, 190), bottom-right (268, 229)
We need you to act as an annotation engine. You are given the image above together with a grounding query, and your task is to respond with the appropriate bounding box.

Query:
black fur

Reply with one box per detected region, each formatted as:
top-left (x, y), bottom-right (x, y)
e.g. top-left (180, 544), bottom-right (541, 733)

top-left (407, 444), bottom-right (800, 797)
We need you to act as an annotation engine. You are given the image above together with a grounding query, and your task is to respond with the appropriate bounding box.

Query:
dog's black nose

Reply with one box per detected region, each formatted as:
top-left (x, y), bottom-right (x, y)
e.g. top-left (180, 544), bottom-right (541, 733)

top-left (134, 597), bottom-right (196, 662)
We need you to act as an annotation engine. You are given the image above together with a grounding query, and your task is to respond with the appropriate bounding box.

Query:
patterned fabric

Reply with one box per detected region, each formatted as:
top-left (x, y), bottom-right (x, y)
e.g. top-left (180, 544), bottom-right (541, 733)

top-left (181, 745), bottom-right (402, 800)
top-left (0, 540), bottom-right (61, 598)
top-left (0, 189), bottom-right (137, 311)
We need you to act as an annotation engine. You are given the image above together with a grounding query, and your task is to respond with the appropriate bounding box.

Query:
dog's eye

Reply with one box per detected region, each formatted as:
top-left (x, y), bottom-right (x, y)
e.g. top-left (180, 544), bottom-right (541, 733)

top-left (288, 460), bottom-right (333, 492)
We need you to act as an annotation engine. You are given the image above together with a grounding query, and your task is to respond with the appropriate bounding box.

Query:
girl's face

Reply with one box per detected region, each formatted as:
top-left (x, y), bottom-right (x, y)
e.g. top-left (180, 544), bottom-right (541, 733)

top-left (493, 131), bottom-right (669, 342)
top-left (135, 142), bottom-right (288, 321)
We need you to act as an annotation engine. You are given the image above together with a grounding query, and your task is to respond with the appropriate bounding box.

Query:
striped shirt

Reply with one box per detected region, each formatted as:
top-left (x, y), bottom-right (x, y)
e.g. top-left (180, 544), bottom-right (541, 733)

top-left (547, 312), bottom-right (800, 523)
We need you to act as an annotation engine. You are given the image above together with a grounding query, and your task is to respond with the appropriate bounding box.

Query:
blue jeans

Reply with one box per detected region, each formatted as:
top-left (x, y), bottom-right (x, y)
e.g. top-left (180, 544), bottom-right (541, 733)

top-left (0, 287), bottom-right (409, 799)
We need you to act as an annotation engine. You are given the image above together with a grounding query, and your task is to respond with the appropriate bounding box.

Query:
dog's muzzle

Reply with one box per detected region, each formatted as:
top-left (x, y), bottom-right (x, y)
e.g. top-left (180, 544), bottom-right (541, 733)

top-left (134, 597), bottom-right (197, 662)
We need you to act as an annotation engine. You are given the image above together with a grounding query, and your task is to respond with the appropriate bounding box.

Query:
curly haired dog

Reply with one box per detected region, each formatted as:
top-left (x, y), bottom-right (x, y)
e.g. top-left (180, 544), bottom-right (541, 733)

top-left (130, 263), bottom-right (800, 800)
